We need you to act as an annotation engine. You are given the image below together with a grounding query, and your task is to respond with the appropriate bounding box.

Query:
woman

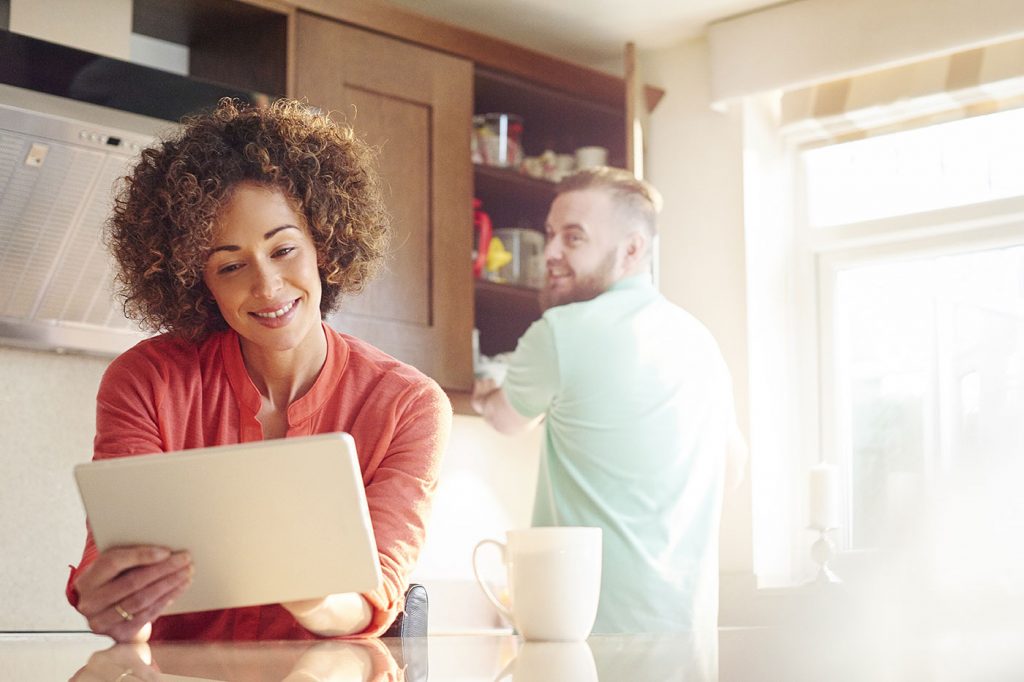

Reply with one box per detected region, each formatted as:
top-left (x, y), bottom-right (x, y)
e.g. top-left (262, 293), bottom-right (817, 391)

top-left (66, 99), bottom-right (451, 642)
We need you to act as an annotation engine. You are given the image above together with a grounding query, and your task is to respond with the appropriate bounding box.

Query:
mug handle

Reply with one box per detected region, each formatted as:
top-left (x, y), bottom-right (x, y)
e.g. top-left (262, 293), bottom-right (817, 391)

top-left (472, 538), bottom-right (514, 623)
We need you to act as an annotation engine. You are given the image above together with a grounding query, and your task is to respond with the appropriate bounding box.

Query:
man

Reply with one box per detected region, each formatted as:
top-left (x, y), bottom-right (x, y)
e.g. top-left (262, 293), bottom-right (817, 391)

top-left (472, 167), bottom-right (744, 634)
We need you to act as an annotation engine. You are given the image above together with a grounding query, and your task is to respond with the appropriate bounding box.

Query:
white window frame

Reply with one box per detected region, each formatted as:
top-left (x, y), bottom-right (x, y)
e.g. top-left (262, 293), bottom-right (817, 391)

top-left (744, 92), bottom-right (1024, 586)
top-left (811, 196), bottom-right (1024, 550)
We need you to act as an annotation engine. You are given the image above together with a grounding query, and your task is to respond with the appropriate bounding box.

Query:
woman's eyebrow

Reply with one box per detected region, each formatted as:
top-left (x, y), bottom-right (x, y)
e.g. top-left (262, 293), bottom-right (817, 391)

top-left (209, 225), bottom-right (300, 254)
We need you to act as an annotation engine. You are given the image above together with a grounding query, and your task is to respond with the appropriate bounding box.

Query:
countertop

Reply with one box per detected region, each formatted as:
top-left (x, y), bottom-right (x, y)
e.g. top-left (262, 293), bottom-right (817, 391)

top-left (2, 623), bottom-right (1022, 681)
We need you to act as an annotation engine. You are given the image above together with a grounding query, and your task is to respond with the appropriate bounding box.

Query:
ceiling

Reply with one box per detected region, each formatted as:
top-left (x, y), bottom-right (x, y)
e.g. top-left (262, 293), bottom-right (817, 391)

top-left (384, 0), bottom-right (785, 67)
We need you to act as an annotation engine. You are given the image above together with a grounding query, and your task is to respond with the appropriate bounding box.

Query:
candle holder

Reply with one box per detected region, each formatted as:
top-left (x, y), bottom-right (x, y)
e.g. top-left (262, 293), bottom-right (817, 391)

top-left (808, 526), bottom-right (841, 584)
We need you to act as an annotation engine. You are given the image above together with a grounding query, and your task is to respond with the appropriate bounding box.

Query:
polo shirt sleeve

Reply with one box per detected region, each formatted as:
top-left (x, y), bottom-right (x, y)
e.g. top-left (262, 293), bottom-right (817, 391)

top-left (502, 316), bottom-right (560, 419)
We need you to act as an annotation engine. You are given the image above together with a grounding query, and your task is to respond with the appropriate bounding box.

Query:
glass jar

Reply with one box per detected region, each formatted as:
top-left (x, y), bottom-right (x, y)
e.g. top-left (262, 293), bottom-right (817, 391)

top-left (472, 113), bottom-right (524, 168)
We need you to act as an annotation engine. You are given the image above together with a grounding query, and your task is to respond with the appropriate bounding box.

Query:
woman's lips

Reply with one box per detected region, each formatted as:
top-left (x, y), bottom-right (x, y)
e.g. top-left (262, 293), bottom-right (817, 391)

top-left (249, 298), bottom-right (299, 327)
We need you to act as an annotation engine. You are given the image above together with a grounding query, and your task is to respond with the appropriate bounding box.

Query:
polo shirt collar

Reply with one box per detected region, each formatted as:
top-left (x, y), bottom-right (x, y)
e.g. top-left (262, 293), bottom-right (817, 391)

top-left (609, 272), bottom-right (654, 292)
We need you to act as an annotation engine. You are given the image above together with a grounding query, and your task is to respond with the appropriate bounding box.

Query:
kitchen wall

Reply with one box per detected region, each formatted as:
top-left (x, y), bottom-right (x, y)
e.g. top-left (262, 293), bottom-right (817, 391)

top-left (0, 347), bottom-right (106, 630)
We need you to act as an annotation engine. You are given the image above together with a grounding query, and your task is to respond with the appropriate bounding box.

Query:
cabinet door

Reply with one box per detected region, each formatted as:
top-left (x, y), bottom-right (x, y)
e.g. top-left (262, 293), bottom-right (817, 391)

top-left (294, 13), bottom-right (474, 390)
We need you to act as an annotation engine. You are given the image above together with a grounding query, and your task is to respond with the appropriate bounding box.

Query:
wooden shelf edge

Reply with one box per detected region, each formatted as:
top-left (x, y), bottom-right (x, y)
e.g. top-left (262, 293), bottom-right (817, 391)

top-left (474, 164), bottom-right (557, 196)
top-left (644, 85), bottom-right (665, 113)
top-left (475, 278), bottom-right (542, 304)
top-left (447, 388), bottom-right (477, 416)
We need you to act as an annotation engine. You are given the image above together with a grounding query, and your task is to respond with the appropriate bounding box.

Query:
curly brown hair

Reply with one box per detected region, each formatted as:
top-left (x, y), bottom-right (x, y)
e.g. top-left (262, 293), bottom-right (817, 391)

top-left (108, 97), bottom-right (390, 341)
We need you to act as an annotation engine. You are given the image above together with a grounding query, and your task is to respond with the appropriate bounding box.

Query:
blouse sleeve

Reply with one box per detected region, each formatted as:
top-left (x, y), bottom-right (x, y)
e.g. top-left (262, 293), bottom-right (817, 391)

top-left (355, 377), bottom-right (452, 637)
top-left (66, 346), bottom-right (167, 606)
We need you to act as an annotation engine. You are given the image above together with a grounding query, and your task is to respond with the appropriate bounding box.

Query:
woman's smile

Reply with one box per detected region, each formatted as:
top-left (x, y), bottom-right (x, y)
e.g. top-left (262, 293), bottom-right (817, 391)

top-left (251, 298), bottom-right (300, 324)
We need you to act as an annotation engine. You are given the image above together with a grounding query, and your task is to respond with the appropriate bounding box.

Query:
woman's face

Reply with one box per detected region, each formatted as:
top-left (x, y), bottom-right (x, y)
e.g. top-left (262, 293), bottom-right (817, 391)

top-left (203, 182), bottom-right (323, 354)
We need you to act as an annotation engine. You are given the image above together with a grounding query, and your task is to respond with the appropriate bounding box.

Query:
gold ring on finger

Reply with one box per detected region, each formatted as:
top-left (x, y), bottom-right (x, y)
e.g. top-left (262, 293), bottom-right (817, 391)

top-left (114, 603), bottom-right (134, 621)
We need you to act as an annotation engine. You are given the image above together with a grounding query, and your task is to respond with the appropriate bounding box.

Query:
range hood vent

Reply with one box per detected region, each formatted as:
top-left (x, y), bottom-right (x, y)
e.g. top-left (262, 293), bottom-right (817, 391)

top-left (0, 30), bottom-right (273, 356)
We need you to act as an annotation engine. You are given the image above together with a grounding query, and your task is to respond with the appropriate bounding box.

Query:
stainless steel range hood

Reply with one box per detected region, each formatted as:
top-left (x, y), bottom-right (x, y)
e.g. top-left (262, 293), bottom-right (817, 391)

top-left (0, 30), bottom-right (272, 356)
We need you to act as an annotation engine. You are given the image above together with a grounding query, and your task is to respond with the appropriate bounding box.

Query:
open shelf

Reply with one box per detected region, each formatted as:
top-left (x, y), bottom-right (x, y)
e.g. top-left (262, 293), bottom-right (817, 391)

top-left (475, 67), bottom-right (625, 165)
top-left (474, 279), bottom-right (541, 357)
top-left (474, 164), bottom-right (556, 199)
top-left (474, 164), bottom-right (554, 230)
top-left (132, 0), bottom-right (288, 96)
top-left (471, 63), bottom-right (624, 362)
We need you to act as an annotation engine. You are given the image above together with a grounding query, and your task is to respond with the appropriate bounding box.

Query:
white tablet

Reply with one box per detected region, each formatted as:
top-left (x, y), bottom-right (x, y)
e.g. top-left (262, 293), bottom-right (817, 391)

top-left (74, 432), bottom-right (382, 615)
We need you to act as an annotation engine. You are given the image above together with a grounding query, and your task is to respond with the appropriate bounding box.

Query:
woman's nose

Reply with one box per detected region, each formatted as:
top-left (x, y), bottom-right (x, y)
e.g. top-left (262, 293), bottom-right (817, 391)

top-left (251, 262), bottom-right (282, 298)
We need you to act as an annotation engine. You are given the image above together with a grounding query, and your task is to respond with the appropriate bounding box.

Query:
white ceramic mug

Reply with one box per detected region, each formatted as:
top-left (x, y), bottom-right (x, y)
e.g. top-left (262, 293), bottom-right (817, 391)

top-left (574, 146), bottom-right (608, 169)
top-left (472, 527), bottom-right (602, 641)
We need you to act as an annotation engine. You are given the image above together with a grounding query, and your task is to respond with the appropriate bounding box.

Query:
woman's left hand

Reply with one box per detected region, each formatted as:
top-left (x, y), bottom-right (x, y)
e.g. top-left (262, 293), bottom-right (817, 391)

top-left (282, 593), bottom-right (373, 637)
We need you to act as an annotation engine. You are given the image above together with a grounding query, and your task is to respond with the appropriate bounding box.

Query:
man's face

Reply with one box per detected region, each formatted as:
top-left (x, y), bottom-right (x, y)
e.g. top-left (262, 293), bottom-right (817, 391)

top-left (541, 189), bottom-right (625, 310)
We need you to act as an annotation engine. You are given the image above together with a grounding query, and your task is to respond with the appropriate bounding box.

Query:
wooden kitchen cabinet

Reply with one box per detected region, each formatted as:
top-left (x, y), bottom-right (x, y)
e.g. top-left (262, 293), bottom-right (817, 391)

top-left (293, 12), bottom-right (475, 391)
top-left (131, 0), bottom-right (291, 96)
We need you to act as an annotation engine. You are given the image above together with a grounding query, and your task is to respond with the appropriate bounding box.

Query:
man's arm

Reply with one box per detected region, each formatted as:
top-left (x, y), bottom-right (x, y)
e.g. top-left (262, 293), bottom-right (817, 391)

top-left (471, 378), bottom-right (542, 435)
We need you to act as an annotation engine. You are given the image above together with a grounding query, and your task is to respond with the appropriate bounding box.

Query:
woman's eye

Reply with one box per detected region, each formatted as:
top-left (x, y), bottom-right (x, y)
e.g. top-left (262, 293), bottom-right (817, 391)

top-left (217, 263), bottom-right (242, 275)
top-left (273, 246), bottom-right (296, 258)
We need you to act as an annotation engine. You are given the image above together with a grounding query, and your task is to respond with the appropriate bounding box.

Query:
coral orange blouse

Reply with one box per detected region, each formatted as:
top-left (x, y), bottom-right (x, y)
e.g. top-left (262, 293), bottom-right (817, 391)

top-left (67, 323), bottom-right (451, 640)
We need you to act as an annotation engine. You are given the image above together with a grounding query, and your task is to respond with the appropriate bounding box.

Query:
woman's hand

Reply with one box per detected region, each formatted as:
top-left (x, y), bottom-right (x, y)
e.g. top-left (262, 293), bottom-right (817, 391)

top-left (282, 593), bottom-right (373, 637)
top-left (73, 546), bottom-right (193, 643)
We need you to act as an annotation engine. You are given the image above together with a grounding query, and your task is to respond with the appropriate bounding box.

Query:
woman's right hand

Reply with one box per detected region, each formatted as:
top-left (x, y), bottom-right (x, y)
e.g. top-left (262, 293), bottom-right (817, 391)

top-left (73, 546), bottom-right (193, 643)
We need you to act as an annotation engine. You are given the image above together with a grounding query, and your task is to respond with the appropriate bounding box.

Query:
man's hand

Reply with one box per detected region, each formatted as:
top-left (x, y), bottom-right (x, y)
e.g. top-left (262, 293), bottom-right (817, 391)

top-left (472, 378), bottom-right (540, 435)
top-left (470, 377), bottom-right (500, 414)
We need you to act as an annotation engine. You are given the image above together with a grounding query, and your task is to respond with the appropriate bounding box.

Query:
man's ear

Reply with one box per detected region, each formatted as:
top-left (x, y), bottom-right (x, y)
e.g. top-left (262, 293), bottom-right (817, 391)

top-left (621, 229), bottom-right (649, 271)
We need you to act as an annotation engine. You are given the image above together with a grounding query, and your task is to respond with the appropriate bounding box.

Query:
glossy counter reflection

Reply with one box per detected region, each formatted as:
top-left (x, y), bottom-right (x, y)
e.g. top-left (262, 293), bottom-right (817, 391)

top-left (70, 639), bottom-right (407, 681)
top-left (2, 623), bottom-right (1023, 681)
top-left (58, 632), bottom-right (715, 682)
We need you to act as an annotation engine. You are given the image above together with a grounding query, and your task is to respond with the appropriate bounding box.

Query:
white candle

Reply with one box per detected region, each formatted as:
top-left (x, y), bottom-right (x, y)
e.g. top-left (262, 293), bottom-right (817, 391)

top-left (809, 463), bottom-right (840, 530)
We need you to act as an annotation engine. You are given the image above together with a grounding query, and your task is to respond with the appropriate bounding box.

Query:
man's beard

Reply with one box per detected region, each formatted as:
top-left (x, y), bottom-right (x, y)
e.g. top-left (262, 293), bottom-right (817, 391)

top-left (539, 250), bottom-right (618, 311)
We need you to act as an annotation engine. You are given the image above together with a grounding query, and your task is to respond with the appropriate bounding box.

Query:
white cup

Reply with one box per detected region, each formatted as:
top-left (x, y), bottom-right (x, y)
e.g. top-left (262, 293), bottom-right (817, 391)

top-left (473, 527), bottom-right (602, 641)
top-left (574, 146), bottom-right (607, 169)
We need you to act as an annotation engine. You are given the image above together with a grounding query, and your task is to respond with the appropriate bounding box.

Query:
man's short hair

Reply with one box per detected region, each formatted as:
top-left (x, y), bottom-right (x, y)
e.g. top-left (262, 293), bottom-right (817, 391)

top-left (554, 167), bottom-right (662, 237)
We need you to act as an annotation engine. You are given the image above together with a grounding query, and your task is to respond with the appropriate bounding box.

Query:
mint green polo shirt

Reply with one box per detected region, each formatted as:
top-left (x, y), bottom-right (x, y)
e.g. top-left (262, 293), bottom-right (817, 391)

top-left (502, 274), bottom-right (735, 634)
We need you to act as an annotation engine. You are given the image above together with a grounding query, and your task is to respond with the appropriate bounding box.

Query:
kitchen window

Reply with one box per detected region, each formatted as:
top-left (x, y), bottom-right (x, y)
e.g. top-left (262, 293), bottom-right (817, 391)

top-left (743, 64), bottom-right (1024, 587)
top-left (798, 105), bottom-right (1024, 588)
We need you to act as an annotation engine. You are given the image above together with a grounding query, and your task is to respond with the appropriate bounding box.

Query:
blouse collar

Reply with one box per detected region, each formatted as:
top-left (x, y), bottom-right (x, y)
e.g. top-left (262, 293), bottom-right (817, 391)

top-left (220, 322), bottom-right (349, 428)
